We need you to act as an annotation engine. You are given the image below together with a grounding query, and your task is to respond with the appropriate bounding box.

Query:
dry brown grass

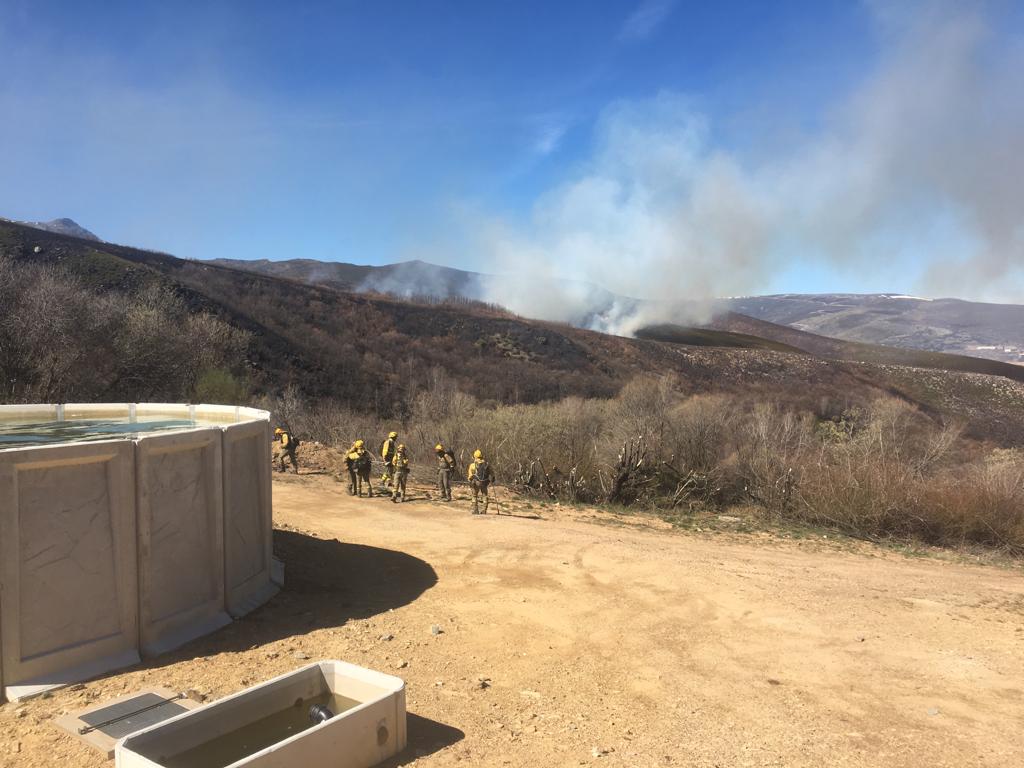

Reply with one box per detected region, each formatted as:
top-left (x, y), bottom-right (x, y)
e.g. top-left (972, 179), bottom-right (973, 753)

top-left (271, 373), bottom-right (1024, 556)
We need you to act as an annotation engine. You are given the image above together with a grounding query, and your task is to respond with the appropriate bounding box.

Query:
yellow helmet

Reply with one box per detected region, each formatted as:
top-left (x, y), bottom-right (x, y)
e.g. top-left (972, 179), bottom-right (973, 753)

top-left (435, 443), bottom-right (444, 452)
top-left (274, 427), bottom-right (283, 434)
top-left (389, 431), bottom-right (398, 439)
top-left (473, 449), bottom-right (483, 460)
top-left (397, 443), bottom-right (406, 451)
top-left (354, 439), bottom-right (364, 448)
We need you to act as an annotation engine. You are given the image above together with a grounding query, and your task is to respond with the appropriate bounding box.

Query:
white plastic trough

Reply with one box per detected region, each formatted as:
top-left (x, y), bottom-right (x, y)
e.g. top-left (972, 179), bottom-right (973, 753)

top-left (116, 661), bottom-right (407, 768)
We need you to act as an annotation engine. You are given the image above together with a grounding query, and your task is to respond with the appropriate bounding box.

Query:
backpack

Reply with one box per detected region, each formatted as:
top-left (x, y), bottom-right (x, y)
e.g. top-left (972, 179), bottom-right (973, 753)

top-left (471, 459), bottom-right (493, 484)
top-left (355, 450), bottom-right (372, 472)
top-left (438, 449), bottom-right (457, 473)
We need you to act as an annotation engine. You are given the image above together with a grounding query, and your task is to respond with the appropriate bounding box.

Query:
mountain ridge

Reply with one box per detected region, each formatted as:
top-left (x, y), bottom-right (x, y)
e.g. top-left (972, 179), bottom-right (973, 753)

top-left (4, 218), bottom-right (1024, 444)
top-left (205, 255), bottom-right (1024, 362)
top-left (0, 216), bottom-right (101, 242)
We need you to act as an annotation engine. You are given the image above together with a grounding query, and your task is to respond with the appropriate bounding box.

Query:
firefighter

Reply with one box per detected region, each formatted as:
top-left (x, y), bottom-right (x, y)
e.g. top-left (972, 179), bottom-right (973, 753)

top-left (391, 444), bottom-right (410, 503)
top-left (435, 443), bottom-right (455, 501)
top-left (380, 431), bottom-right (398, 488)
top-left (344, 439), bottom-right (367, 496)
top-left (356, 443), bottom-right (375, 497)
top-left (273, 427), bottom-right (299, 474)
top-left (467, 449), bottom-right (494, 514)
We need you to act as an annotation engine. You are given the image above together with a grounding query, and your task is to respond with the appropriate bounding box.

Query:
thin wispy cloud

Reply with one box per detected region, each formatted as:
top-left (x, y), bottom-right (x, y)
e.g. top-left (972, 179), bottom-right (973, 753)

top-left (618, 0), bottom-right (676, 42)
top-left (531, 114), bottom-right (571, 156)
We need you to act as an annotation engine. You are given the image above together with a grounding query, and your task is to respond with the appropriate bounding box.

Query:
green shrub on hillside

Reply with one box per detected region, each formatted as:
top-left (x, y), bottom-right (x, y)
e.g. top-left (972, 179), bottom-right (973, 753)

top-left (193, 367), bottom-right (250, 403)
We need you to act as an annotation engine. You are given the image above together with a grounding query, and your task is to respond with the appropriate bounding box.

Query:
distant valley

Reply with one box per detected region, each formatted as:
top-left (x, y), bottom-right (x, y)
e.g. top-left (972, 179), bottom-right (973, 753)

top-left (728, 293), bottom-right (1024, 365)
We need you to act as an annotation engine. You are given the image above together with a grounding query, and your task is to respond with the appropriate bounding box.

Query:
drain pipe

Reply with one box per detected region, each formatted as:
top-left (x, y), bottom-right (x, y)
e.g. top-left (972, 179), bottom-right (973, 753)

top-left (309, 704), bottom-right (335, 724)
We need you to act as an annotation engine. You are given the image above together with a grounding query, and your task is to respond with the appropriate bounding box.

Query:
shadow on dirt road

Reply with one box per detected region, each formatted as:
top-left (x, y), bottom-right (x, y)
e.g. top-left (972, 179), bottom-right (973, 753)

top-left (380, 712), bottom-right (465, 766)
top-left (146, 530), bottom-right (438, 665)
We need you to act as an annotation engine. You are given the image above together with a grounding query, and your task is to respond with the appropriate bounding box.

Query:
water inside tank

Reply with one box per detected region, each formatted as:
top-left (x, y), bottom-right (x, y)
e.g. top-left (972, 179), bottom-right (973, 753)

top-left (0, 418), bottom-right (203, 449)
top-left (159, 692), bottom-right (360, 768)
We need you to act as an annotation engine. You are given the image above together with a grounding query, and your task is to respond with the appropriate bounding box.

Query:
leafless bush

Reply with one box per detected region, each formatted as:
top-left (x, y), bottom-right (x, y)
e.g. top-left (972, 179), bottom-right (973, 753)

top-left (738, 403), bottom-right (813, 518)
top-left (916, 450), bottom-right (1024, 553)
top-left (602, 436), bottom-right (652, 504)
top-left (408, 367), bottom-right (479, 465)
top-left (767, 399), bottom-right (1021, 552)
top-left (0, 255), bottom-right (250, 403)
top-left (280, 374), bottom-right (1021, 554)
top-left (607, 375), bottom-right (678, 455)
top-left (669, 395), bottom-right (735, 472)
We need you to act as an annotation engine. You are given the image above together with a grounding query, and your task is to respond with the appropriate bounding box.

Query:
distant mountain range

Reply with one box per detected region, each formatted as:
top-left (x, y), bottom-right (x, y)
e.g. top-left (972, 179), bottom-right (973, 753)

top-left (7, 220), bottom-right (1021, 364)
top-left (208, 256), bottom-right (1024, 363)
top-left (5, 216), bottom-right (1024, 444)
top-left (727, 294), bottom-right (1024, 364)
top-left (0, 217), bottom-right (101, 242)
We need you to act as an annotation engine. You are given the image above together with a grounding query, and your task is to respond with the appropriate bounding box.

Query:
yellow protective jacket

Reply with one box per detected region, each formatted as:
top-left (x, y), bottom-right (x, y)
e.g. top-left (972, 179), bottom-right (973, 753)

top-left (381, 437), bottom-right (396, 462)
top-left (392, 452), bottom-right (410, 471)
top-left (280, 431), bottom-right (292, 448)
top-left (468, 459), bottom-right (492, 484)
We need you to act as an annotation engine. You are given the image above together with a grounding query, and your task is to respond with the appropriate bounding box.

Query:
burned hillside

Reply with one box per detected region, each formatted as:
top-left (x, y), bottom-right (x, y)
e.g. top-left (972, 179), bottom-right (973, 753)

top-left (3, 218), bottom-right (1024, 444)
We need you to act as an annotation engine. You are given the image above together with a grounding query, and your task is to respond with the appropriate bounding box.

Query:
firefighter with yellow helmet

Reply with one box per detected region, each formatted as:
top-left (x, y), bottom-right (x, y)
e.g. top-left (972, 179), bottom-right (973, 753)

top-left (467, 449), bottom-right (494, 514)
top-left (380, 431), bottom-right (399, 488)
top-left (273, 426), bottom-right (299, 474)
top-left (391, 443), bottom-right (411, 503)
top-left (435, 443), bottom-right (456, 501)
top-left (345, 439), bottom-right (372, 496)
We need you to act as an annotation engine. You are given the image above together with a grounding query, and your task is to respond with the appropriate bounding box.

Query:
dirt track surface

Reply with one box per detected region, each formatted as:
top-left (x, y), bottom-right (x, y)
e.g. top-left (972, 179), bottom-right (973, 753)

top-left (3, 473), bottom-right (1023, 767)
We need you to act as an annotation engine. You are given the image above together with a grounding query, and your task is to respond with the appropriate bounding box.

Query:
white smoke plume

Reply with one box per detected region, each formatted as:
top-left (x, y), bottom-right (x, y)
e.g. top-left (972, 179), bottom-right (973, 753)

top-left (357, 260), bottom-right (481, 300)
top-left (472, 2), bottom-right (1024, 335)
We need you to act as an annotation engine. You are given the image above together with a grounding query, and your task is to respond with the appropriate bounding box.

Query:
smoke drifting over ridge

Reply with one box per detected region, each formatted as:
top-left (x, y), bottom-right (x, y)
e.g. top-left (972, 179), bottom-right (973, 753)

top-left (471, 4), bottom-right (1024, 336)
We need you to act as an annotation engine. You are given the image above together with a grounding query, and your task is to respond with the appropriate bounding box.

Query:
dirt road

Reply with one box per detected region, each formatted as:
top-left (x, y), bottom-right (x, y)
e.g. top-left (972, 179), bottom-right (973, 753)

top-left (3, 474), bottom-right (1022, 767)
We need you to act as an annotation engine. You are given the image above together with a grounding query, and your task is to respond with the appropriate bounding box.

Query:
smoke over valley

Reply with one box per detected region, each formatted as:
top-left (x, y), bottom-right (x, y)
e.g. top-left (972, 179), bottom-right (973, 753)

top-left (457, 3), bottom-right (1024, 336)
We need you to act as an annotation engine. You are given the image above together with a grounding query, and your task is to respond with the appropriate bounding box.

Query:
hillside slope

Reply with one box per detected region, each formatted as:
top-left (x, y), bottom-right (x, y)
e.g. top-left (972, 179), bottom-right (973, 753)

top-left (634, 324), bottom-right (807, 355)
top-left (4, 219), bottom-right (1024, 443)
top-left (206, 257), bottom-right (482, 297)
top-left (201, 255), bottom-right (1024, 361)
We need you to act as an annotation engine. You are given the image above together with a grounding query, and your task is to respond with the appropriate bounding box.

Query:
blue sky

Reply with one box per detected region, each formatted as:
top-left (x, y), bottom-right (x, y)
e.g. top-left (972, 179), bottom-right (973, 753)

top-left (1, 0), bottom-right (1021, 304)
